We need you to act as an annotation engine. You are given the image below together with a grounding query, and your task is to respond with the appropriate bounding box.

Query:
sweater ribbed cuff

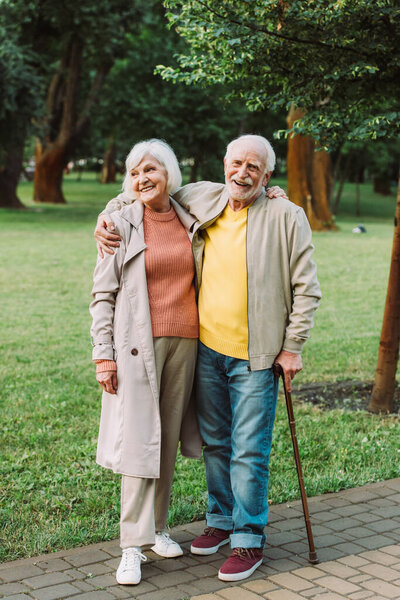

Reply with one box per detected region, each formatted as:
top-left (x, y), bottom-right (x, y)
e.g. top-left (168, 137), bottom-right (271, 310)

top-left (95, 360), bottom-right (117, 373)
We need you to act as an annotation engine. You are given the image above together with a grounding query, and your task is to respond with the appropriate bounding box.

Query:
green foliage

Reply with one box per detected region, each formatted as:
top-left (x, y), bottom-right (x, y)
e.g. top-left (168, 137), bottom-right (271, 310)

top-left (160, 1), bottom-right (400, 147)
top-left (0, 175), bottom-right (399, 561)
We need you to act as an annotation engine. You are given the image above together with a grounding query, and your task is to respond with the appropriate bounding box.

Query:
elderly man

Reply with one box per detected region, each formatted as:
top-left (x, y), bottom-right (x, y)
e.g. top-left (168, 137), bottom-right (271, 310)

top-left (95, 134), bottom-right (321, 582)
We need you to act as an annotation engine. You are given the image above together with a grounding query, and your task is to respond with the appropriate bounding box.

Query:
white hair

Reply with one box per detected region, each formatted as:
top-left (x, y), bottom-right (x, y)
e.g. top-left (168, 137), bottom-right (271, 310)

top-left (225, 134), bottom-right (276, 173)
top-left (122, 139), bottom-right (182, 199)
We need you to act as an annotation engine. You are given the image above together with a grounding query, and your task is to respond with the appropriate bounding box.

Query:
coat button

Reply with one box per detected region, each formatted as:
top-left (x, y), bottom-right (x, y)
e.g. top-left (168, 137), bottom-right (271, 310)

top-left (131, 348), bottom-right (138, 356)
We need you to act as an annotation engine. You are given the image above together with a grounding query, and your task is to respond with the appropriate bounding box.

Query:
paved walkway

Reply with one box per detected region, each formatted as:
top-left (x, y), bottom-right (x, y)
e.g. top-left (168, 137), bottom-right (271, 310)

top-left (1, 479), bottom-right (400, 600)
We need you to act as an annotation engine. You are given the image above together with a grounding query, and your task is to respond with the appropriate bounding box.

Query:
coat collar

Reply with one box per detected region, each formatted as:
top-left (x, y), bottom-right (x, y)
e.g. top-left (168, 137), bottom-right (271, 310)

top-left (118, 197), bottom-right (197, 233)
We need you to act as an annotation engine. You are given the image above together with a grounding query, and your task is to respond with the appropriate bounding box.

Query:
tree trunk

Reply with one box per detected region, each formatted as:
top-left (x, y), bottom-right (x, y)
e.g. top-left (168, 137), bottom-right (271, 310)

top-left (100, 140), bottom-right (117, 184)
top-left (0, 144), bottom-right (26, 209)
top-left (355, 178), bottom-right (361, 217)
top-left (368, 171), bottom-right (400, 413)
top-left (332, 153), bottom-right (351, 215)
top-left (34, 140), bottom-right (67, 204)
top-left (373, 177), bottom-right (391, 196)
top-left (287, 105), bottom-right (336, 230)
top-left (190, 158), bottom-right (199, 182)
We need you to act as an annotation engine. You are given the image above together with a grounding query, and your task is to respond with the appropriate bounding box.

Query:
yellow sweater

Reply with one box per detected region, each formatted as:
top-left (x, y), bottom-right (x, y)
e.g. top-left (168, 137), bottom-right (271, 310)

top-left (199, 203), bottom-right (249, 359)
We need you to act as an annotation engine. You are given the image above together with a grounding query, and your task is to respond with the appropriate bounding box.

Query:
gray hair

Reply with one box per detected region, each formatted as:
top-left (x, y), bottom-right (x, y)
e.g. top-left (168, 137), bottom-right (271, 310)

top-left (122, 139), bottom-right (182, 199)
top-left (225, 134), bottom-right (276, 173)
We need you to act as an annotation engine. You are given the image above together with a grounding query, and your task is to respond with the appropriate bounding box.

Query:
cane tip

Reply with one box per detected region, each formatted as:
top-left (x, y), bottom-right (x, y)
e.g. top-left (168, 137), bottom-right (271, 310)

top-left (309, 552), bottom-right (319, 564)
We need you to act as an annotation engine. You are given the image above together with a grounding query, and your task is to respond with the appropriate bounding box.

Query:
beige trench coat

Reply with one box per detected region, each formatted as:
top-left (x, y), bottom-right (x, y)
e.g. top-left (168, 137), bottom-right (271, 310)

top-left (90, 199), bottom-right (202, 478)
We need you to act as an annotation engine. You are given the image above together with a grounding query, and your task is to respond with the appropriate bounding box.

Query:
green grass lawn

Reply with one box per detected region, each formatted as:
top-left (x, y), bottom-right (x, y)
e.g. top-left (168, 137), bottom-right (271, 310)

top-left (1, 174), bottom-right (399, 563)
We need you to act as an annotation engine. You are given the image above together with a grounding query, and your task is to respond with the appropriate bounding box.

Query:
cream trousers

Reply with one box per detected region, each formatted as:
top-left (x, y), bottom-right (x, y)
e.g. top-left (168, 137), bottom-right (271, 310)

top-left (120, 336), bottom-right (197, 549)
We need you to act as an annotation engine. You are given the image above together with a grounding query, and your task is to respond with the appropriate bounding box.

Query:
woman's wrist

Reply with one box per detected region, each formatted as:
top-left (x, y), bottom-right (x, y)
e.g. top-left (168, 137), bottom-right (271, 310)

top-left (95, 360), bottom-right (117, 373)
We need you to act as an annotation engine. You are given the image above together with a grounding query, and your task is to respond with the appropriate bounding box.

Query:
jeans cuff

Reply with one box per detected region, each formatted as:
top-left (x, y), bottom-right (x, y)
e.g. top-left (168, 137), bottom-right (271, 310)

top-left (230, 533), bottom-right (265, 549)
top-left (206, 513), bottom-right (233, 530)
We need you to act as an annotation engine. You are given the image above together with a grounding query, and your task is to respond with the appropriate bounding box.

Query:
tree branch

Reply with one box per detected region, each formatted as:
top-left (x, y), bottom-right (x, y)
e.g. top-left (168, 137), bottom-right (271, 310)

top-left (195, 0), bottom-right (371, 58)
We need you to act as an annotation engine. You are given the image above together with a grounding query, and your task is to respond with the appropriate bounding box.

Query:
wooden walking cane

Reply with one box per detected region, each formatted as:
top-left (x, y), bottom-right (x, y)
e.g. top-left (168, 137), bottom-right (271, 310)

top-left (273, 364), bottom-right (319, 564)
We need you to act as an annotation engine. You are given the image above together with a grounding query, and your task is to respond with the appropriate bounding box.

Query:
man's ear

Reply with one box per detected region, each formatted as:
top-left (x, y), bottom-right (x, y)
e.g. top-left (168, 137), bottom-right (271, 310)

top-left (263, 171), bottom-right (272, 187)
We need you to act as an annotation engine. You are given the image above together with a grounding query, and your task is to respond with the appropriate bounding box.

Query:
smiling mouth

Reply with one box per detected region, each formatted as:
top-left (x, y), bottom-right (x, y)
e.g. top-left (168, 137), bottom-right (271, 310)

top-left (233, 180), bottom-right (250, 187)
top-left (140, 186), bottom-right (155, 193)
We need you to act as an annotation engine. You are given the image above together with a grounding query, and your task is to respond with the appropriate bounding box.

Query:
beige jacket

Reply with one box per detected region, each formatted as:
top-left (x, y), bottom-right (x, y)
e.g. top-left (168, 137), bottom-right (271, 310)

top-left (90, 198), bottom-right (202, 478)
top-left (104, 181), bottom-right (321, 371)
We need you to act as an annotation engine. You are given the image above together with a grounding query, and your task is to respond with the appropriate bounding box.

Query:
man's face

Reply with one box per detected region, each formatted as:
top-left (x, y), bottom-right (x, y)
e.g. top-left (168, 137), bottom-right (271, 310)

top-left (224, 140), bottom-right (271, 205)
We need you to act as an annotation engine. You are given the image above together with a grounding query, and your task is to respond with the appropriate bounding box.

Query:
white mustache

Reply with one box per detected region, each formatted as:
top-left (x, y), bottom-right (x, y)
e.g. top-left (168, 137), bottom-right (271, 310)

top-left (232, 177), bottom-right (252, 186)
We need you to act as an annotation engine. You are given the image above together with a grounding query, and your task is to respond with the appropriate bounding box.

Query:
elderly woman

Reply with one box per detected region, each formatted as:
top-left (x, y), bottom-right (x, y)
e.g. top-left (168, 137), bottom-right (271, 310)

top-left (90, 139), bottom-right (202, 586)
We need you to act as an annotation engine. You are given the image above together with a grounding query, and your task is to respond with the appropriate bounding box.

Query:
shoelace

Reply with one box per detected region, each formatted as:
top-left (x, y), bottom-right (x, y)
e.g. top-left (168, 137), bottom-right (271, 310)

top-left (232, 547), bottom-right (260, 561)
top-left (121, 548), bottom-right (147, 571)
top-left (156, 532), bottom-right (174, 546)
top-left (204, 527), bottom-right (219, 536)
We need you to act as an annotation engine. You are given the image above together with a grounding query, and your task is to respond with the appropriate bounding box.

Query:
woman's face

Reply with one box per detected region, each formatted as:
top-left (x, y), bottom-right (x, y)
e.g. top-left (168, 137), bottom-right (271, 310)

top-left (130, 154), bottom-right (169, 208)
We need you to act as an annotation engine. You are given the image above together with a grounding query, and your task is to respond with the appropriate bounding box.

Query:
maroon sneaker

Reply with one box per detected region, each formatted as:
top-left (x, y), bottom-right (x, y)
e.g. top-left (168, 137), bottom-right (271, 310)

top-left (190, 527), bottom-right (231, 555)
top-left (218, 547), bottom-right (263, 581)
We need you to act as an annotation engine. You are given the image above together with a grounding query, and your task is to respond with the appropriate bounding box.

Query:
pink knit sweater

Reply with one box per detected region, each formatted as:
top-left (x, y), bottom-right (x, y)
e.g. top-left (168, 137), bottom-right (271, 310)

top-left (143, 205), bottom-right (198, 338)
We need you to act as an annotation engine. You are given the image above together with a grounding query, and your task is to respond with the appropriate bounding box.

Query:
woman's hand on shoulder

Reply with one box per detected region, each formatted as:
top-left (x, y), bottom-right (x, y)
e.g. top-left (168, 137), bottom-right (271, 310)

top-left (96, 370), bottom-right (118, 394)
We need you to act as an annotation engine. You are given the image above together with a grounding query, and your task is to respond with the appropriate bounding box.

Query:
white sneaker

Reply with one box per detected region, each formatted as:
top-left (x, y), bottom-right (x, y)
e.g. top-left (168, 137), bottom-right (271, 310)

top-left (151, 531), bottom-right (183, 558)
top-left (116, 547), bottom-right (147, 585)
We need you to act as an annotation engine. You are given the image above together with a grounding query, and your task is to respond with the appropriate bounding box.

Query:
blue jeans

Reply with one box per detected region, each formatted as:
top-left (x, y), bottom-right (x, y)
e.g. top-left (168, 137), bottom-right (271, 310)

top-left (196, 341), bottom-right (278, 549)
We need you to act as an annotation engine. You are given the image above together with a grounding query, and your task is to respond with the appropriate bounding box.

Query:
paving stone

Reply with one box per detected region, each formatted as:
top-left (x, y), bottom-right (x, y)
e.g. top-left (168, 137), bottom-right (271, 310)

top-left (268, 572), bottom-right (314, 591)
top-left (313, 575), bottom-right (361, 595)
top-left (358, 550), bottom-right (399, 566)
top-left (274, 518), bottom-right (306, 532)
top-left (291, 566), bottom-right (325, 580)
top-left (359, 563), bottom-right (400, 582)
top-left (356, 535), bottom-right (397, 550)
top-left (312, 534), bottom-right (346, 547)
top-left (300, 586), bottom-right (327, 597)
top-left (186, 564), bottom-right (218, 577)
top-left (64, 569), bottom-right (87, 581)
top-left (85, 574), bottom-right (116, 588)
top-left (264, 558), bottom-right (304, 572)
top-left (355, 513), bottom-right (382, 524)
top-left (68, 592), bottom-right (114, 600)
top-left (281, 542), bottom-right (310, 555)
top-left (312, 594), bottom-right (347, 600)
top-left (348, 591), bottom-right (375, 599)
top-left (217, 586), bottom-right (264, 599)
top-left (381, 545), bottom-right (400, 557)
top-left (361, 578), bottom-right (400, 598)
top-left (66, 550), bottom-right (113, 568)
top-left (348, 574), bottom-right (373, 584)
top-left (308, 548), bottom-right (343, 563)
top-left (1, 595), bottom-right (33, 600)
top-left (138, 587), bottom-right (193, 600)
top-left (267, 532), bottom-right (303, 546)
top-left (331, 505), bottom-right (364, 517)
top-left (374, 506), bottom-right (400, 518)
top-left (176, 582), bottom-right (205, 596)
top-left (332, 543), bottom-right (367, 556)
top-left (323, 517), bottom-right (365, 531)
top-left (22, 571), bottom-right (73, 589)
top-left (145, 569), bottom-right (195, 588)
top-left (107, 586), bottom-right (133, 599)
top-left (312, 560), bottom-right (359, 578)
top-left (264, 590), bottom-right (304, 600)
top-left (194, 577), bottom-right (229, 593)
top-left (32, 582), bottom-right (82, 600)
top-left (154, 559), bottom-right (188, 573)
top-left (72, 581), bottom-right (95, 592)
top-left (337, 556), bottom-right (370, 568)
top-left (0, 565), bottom-right (44, 583)
top-left (242, 579), bottom-right (278, 593)
top-left (123, 580), bottom-right (156, 595)
top-left (34, 559), bottom-right (72, 573)
top-left (341, 527), bottom-right (374, 539)
top-left (0, 582), bottom-right (30, 596)
top-left (79, 563), bottom-right (114, 577)
top-left (190, 595), bottom-right (221, 600)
